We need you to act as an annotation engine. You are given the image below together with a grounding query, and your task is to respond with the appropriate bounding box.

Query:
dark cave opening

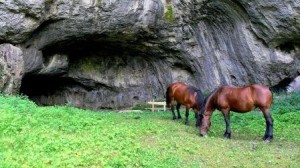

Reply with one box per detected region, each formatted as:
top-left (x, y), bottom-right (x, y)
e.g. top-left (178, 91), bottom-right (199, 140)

top-left (276, 42), bottom-right (298, 53)
top-left (19, 74), bottom-right (88, 105)
top-left (20, 75), bottom-right (60, 97)
top-left (270, 77), bottom-right (293, 93)
top-left (19, 35), bottom-right (170, 109)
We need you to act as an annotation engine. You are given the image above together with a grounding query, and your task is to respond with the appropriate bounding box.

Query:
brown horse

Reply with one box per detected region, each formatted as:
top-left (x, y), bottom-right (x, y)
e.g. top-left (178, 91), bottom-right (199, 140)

top-left (199, 84), bottom-right (273, 141)
top-left (166, 82), bottom-right (204, 126)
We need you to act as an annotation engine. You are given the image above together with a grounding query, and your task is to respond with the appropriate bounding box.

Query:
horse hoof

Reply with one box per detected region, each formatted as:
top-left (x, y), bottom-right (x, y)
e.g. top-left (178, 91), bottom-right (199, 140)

top-left (224, 133), bottom-right (231, 139)
top-left (224, 136), bottom-right (231, 139)
top-left (263, 138), bottom-right (272, 143)
top-left (262, 135), bottom-right (273, 141)
top-left (200, 133), bottom-right (208, 138)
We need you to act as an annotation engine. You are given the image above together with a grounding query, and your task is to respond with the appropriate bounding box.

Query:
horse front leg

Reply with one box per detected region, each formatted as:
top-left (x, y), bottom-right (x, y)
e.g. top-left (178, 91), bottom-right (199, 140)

top-left (171, 104), bottom-right (176, 120)
top-left (261, 108), bottom-right (273, 141)
top-left (185, 106), bottom-right (190, 126)
top-left (222, 110), bottom-right (231, 139)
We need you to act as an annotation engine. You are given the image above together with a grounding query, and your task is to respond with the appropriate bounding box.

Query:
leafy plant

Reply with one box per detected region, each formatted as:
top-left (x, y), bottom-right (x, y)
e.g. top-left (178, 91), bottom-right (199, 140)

top-left (165, 4), bottom-right (175, 24)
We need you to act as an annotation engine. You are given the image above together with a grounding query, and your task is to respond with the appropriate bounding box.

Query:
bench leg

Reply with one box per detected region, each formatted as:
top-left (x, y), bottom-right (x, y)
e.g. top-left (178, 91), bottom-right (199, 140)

top-left (152, 103), bottom-right (154, 112)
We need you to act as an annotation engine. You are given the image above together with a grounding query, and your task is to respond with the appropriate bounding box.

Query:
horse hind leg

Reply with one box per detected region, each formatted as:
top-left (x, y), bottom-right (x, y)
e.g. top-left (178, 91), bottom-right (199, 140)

top-left (171, 103), bottom-right (176, 120)
top-left (261, 107), bottom-right (273, 141)
top-left (176, 103), bottom-right (182, 119)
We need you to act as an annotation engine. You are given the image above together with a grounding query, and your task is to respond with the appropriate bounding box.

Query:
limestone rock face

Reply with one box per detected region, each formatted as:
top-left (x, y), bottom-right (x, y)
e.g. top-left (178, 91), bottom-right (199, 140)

top-left (0, 0), bottom-right (300, 109)
top-left (0, 44), bottom-right (24, 94)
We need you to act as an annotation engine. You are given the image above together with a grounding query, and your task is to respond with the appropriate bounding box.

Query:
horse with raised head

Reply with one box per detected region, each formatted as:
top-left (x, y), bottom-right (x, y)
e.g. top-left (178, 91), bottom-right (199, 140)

top-left (199, 84), bottom-right (273, 141)
top-left (166, 82), bottom-right (204, 126)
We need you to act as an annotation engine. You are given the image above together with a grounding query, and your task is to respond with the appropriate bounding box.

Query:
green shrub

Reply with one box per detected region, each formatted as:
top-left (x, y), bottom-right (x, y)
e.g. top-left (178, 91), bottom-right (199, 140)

top-left (165, 5), bottom-right (175, 24)
top-left (131, 103), bottom-right (151, 110)
top-left (272, 92), bottom-right (300, 114)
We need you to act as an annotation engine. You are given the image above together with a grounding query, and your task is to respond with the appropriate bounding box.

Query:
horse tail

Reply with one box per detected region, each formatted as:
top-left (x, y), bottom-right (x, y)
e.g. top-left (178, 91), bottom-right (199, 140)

top-left (166, 87), bottom-right (171, 108)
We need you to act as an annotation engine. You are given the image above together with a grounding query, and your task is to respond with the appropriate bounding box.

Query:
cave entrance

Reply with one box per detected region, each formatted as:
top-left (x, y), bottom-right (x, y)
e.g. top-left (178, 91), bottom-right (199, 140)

top-left (20, 75), bottom-right (82, 106)
top-left (270, 77), bottom-right (293, 93)
top-left (20, 35), bottom-right (169, 110)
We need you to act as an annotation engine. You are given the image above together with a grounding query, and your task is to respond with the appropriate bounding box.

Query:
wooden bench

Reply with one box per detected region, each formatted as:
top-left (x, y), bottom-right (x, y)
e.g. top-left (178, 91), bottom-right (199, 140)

top-left (147, 100), bottom-right (167, 112)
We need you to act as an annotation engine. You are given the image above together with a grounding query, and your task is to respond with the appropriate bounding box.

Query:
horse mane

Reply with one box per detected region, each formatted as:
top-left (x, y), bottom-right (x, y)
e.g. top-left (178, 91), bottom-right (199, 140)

top-left (201, 88), bottom-right (218, 114)
top-left (188, 86), bottom-right (204, 106)
top-left (195, 89), bottom-right (204, 106)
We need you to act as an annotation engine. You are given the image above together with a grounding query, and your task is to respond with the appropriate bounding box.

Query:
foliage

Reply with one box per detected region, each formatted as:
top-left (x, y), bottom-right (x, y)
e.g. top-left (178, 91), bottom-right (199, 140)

top-left (165, 5), bottom-right (175, 24)
top-left (0, 93), bottom-right (299, 167)
top-left (272, 93), bottom-right (300, 114)
top-left (131, 103), bottom-right (151, 111)
top-left (131, 98), bottom-right (165, 111)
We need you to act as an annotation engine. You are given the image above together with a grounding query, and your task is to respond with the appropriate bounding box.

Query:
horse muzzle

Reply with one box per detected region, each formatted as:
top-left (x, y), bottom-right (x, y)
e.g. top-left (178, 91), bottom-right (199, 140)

top-left (199, 127), bottom-right (208, 137)
top-left (200, 131), bottom-right (207, 137)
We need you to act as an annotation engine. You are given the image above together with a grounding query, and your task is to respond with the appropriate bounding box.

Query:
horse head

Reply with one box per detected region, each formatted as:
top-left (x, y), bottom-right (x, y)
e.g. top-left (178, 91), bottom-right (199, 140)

top-left (198, 89), bottom-right (216, 136)
top-left (199, 113), bottom-right (211, 136)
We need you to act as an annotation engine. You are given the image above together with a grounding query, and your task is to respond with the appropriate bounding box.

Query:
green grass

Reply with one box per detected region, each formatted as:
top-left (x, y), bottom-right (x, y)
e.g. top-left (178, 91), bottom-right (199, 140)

top-left (0, 93), bottom-right (300, 167)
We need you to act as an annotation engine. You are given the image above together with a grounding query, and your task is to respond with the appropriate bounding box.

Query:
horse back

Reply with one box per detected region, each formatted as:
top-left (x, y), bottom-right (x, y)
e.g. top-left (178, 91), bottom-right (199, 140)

top-left (215, 84), bottom-right (272, 112)
top-left (250, 84), bottom-right (273, 108)
top-left (215, 86), bottom-right (252, 109)
top-left (166, 82), bottom-right (199, 106)
top-left (166, 82), bottom-right (188, 102)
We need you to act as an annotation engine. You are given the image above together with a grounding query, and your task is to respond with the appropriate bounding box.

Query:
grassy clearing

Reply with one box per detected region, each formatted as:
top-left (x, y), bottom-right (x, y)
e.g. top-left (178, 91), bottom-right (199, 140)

top-left (0, 93), bottom-right (300, 167)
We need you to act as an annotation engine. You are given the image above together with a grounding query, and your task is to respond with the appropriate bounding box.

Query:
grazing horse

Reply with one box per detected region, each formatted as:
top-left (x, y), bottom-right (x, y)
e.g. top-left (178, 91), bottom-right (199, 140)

top-left (166, 82), bottom-right (204, 126)
top-left (199, 84), bottom-right (273, 141)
